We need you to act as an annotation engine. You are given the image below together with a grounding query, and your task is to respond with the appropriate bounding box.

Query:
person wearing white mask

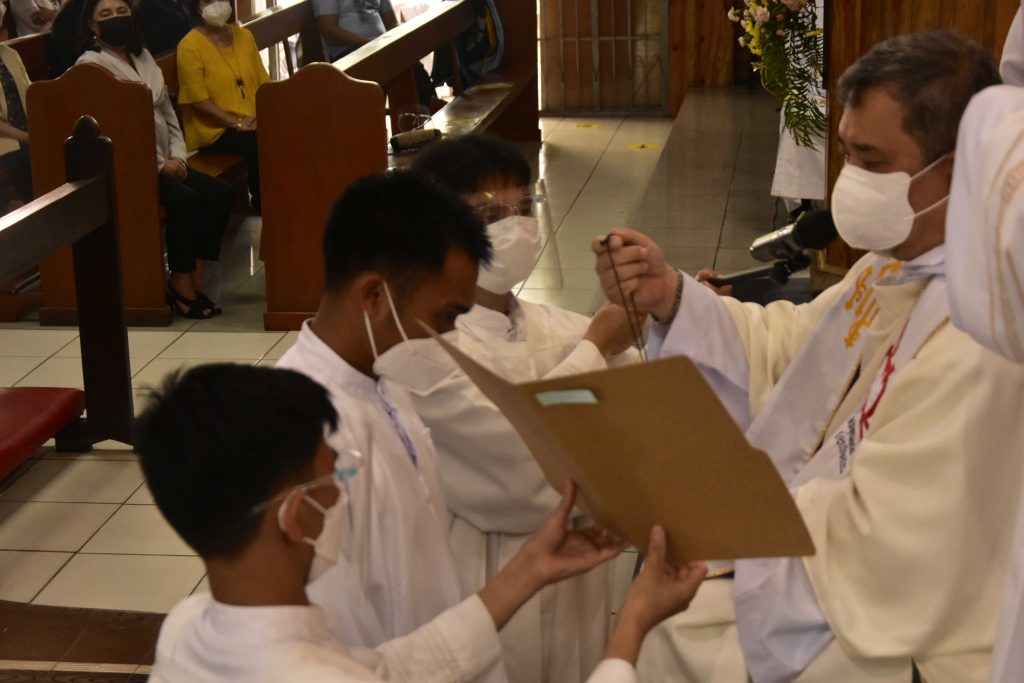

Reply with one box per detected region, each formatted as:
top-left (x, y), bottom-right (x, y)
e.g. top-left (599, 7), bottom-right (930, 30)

top-left (136, 363), bottom-right (708, 683)
top-left (946, 85), bottom-right (1024, 683)
top-left (592, 30), bottom-right (1024, 683)
top-left (176, 0), bottom-right (268, 212)
top-left (356, 135), bottom-right (642, 683)
top-left (278, 171), bottom-right (693, 683)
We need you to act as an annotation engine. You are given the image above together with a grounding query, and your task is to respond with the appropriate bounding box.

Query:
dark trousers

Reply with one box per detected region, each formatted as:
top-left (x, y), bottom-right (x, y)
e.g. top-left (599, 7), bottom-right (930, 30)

top-left (202, 128), bottom-right (260, 213)
top-left (0, 144), bottom-right (32, 202)
top-left (158, 166), bottom-right (233, 274)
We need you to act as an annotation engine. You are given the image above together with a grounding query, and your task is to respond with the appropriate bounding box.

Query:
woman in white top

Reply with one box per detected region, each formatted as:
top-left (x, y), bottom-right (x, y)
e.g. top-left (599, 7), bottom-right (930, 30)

top-left (59, 0), bottom-right (234, 318)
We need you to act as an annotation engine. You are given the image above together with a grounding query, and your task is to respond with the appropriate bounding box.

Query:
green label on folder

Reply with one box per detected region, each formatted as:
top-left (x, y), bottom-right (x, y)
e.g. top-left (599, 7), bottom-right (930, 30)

top-left (535, 389), bottom-right (598, 406)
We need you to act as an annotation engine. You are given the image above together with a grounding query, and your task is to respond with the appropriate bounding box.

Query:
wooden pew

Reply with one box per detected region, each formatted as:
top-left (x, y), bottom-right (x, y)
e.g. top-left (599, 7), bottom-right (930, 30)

top-left (0, 115), bottom-right (134, 451)
top-left (12, 0), bottom-right (322, 325)
top-left (258, 0), bottom-right (539, 330)
top-left (28, 64), bottom-right (170, 325)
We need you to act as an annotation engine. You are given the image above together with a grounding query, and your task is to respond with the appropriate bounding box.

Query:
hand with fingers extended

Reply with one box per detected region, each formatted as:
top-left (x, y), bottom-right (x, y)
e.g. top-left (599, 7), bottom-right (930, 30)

top-left (584, 302), bottom-right (648, 358)
top-left (602, 525), bottom-right (707, 665)
top-left (592, 230), bottom-right (680, 321)
top-left (695, 268), bottom-right (734, 297)
top-left (478, 481), bottom-right (628, 630)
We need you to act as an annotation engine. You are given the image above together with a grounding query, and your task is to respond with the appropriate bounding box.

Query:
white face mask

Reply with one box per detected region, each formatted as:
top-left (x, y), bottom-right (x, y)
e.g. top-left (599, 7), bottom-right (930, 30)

top-left (477, 215), bottom-right (542, 295)
top-left (201, 0), bottom-right (232, 26)
top-left (831, 154), bottom-right (950, 254)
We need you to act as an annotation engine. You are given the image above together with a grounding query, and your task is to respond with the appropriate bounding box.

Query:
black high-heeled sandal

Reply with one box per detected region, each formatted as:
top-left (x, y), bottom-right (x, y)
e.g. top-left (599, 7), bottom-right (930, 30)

top-left (194, 291), bottom-right (223, 316)
top-left (166, 283), bottom-right (214, 319)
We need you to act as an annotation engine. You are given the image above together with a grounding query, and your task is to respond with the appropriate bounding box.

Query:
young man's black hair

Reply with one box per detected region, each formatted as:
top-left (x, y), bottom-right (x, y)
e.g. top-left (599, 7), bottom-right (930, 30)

top-left (322, 170), bottom-right (492, 296)
top-left (410, 134), bottom-right (533, 197)
top-left (134, 363), bottom-right (338, 558)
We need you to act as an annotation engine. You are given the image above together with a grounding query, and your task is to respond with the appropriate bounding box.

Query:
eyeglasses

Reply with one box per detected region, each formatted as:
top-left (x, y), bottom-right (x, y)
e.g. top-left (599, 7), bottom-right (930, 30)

top-left (249, 447), bottom-right (364, 516)
top-left (470, 182), bottom-right (549, 226)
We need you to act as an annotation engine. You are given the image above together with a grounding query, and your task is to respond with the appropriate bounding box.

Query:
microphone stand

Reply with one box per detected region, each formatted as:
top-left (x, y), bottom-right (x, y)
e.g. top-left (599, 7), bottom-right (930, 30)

top-left (706, 253), bottom-right (812, 288)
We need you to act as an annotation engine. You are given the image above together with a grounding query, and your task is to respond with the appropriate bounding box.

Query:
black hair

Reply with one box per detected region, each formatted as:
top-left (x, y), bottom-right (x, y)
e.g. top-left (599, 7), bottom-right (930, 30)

top-left (134, 364), bottom-right (338, 559)
top-left (836, 30), bottom-right (1000, 163)
top-left (185, 0), bottom-right (236, 25)
top-left (411, 134), bottom-right (533, 195)
top-left (322, 170), bottom-right (492, 294)
top-left (55, 0), bottom-right (145, 66)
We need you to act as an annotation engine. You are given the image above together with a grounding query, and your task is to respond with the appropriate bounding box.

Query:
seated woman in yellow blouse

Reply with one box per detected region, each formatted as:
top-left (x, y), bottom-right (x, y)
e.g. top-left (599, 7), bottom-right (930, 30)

top-left (177, 0), bottom-right (269, 212)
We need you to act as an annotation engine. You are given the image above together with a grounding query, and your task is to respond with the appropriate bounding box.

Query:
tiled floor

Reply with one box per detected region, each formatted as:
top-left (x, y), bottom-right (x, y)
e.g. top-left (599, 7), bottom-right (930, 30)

top-left (0, 87), bottom-right (782, 667)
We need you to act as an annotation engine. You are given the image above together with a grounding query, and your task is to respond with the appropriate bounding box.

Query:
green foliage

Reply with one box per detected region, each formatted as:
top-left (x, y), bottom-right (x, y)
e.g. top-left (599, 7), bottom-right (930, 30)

top-left (730, 0), bottom-right (826, 149)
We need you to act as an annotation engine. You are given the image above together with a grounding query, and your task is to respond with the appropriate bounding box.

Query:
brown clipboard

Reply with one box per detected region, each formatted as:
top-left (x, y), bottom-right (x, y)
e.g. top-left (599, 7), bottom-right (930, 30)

top-left (428, 329), bottom-right (815, 564)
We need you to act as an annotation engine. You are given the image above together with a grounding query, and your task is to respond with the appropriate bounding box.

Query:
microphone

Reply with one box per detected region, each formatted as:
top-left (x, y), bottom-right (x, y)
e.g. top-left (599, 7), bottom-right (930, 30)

top-left (749, 209), bottom-right (837, 262)
top-left (707, 210), bottom-right (837, 288)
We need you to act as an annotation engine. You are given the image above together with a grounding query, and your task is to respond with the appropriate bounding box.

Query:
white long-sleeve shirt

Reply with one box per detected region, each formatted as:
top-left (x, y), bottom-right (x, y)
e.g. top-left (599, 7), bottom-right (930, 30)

top-left (148, 592), bottom-right (639, 683)
top-left (75, 47), bottom-right (188, 169)
top-left (377, 299), bottom-right (635, 683)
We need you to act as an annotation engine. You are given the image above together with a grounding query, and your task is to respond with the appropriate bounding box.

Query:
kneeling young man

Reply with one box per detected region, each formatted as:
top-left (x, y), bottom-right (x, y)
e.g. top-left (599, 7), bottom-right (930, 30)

top-left (136, 363), bottom-right (708, 682)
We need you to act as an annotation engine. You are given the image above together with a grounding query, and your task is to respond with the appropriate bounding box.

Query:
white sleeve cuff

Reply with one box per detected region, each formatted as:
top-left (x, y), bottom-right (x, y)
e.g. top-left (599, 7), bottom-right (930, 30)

top-left (545, 340), bottom-right (608, 379)
top-left (431, 595), bottom-right (503, 679)
top-left (586, 658), bottom-right (638, 683)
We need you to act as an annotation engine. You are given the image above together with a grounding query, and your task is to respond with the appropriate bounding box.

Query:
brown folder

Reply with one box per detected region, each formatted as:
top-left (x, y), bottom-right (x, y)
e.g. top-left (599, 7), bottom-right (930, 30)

top-left (429, 330), bottom-right (815, 564)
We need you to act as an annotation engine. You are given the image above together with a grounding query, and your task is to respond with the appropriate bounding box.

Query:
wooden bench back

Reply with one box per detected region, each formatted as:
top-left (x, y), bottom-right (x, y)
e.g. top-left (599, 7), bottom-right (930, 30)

top-left (257, 63), bottom-right (386, 329)
top-left (27, 64), bottom-right (170, 325)
top-left (6, 33), bottom-right (51, 81)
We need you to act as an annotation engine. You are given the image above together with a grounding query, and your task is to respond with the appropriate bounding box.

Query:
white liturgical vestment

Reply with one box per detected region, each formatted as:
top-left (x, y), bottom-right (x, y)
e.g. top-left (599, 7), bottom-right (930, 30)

top-left (276, 323), bottom-right (492, 665)
top-left (946, 85), bottom-right (1024, 683)
top-left (637, 247), bottom-right (1024, 683)
top-left (148, 593), bottom-right (639, 683)
top-left (377, 298), bottom-right (636, 683)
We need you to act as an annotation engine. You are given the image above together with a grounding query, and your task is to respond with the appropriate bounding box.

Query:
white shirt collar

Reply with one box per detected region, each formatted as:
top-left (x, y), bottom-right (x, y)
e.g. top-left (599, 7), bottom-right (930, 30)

top-left (293, 319), bottom-right (376, 395)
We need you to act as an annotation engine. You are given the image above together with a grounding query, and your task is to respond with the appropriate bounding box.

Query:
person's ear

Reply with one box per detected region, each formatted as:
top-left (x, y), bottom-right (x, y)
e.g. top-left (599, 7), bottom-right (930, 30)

top-left (355, 273), bottom-right (387, 319)
top-left (277, 490), bottom-right (308, 545)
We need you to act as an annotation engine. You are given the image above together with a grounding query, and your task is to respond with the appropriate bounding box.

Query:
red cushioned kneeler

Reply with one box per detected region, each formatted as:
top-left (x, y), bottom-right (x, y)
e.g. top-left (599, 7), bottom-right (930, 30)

top-left (0, 387), bottom-right (85, 481)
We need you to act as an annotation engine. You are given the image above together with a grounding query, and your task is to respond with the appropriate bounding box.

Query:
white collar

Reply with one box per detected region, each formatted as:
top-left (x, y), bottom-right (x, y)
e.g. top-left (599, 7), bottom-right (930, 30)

top-left (294, 320), bottom-right (377, 395)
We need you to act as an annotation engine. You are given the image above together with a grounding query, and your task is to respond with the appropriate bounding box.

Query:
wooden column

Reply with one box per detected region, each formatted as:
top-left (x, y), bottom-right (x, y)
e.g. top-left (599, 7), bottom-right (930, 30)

top-left (822, 0), bottom-right (1020, 271)
top-left (668, 0), bottom-right (737, 116)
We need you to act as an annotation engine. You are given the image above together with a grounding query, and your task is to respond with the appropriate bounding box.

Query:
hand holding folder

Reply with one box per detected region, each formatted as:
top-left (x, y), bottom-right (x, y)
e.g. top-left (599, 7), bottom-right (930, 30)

top-left (428, 328), bottom-right (814, 564)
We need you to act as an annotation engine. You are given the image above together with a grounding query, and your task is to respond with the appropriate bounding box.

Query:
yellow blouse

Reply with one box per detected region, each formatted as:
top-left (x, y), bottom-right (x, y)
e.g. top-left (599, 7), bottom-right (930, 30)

top-left (176, 25), bottom-right (271, 150)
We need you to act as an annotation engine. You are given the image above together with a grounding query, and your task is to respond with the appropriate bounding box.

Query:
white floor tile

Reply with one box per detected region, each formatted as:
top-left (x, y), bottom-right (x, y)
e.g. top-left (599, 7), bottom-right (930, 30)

top-left (0, 357), bottom-right (44, 386)
top-left (126, 482), bottom-right (154, 505)
top-left (82, 505), bottom-right (193, 555)
top-left (191, 575), bottom-right (210, 595)
top-left (264, 331), bottom-right (300, 360)
top-left (53, 330), bottom-right (183, 362)
top-left (0, 501), bottom-right (117, 551)
top-left (13, 357), bottom-right (84, 389)
top-left (0, 460), bottom-right (143, 504)
top-left (132, 358), bottom-right (259, 391)
top-left (0, 550), bottom-right (72, 601)
top-left (0, 330), bottom-right (78, 357)
top-left (43, 447), bottom-right (138, 461)
top-left (33, 554), bottom-right (205, 612)
top-left (157, 331), bottom-right (284, 359)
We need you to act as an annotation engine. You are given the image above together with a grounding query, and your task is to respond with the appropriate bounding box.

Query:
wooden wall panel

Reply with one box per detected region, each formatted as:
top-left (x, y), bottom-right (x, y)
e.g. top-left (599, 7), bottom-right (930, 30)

top-left (823, 0), bottom-right (1020, 271)
top-left (668, 0), bottom-right (735, 116)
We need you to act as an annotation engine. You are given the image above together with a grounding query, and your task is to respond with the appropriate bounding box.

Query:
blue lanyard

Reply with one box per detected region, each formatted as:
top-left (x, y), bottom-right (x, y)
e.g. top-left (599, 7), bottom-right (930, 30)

top-left (375, 382), bottom-right (419, 468)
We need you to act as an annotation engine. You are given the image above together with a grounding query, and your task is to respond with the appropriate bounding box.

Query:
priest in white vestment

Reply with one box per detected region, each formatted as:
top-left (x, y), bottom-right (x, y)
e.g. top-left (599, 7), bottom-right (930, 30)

top-left (373, 135), bottom-right (640, 683)
top-left (593, 31), bottom-right (1024, 683)
top-left (946, 85), bottom-right (1024, 683)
